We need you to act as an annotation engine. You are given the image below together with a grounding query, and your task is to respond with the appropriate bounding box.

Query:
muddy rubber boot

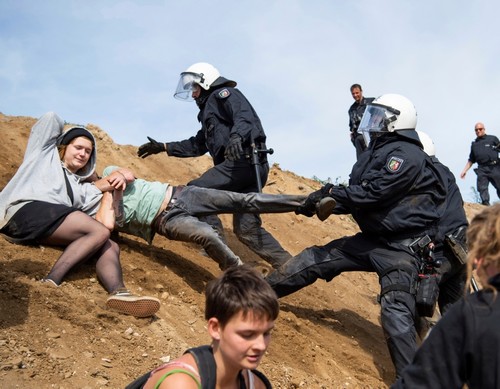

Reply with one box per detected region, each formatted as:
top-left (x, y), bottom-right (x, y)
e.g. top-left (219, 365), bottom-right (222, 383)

top-left (316, 197), bottom-right (336, 221)
top-left (219, 256), bottom-right (244, 271)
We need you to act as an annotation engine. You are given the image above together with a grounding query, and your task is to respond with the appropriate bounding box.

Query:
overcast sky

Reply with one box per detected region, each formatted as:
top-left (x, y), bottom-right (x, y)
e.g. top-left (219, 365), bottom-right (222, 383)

top-left (1, 0), bottom-right (499, 202)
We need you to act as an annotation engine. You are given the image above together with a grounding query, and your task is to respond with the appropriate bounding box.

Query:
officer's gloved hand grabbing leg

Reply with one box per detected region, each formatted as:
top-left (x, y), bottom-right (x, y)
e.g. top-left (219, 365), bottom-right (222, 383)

top-left (296, 184), bottom-right (335, 221)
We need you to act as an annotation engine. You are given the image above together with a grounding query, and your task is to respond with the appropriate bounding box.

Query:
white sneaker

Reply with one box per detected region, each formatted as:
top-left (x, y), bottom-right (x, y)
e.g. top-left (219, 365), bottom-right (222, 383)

top-left (106, 289), bottom-right (160, 317)
top-left (40, 278), bottom-right (59, 287)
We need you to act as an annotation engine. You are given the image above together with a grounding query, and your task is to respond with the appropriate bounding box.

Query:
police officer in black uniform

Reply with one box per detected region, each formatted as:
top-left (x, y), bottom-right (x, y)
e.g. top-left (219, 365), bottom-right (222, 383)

top-left (460, 122), bottom-right (500, 206)
top-left (137, 62), bottom-right (291, 268)
top-left (267, 94), bottom-right (467, 377)
top-left (348, 83), bottom-right (374, 159)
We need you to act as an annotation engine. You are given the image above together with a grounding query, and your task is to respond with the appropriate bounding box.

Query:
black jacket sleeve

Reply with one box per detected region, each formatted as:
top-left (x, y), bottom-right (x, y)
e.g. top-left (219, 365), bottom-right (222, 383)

top-left (166, 129), bottom-right (208, 158)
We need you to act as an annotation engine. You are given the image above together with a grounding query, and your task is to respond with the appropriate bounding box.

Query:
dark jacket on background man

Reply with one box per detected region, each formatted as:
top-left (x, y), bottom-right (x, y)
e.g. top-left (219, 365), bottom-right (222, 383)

top-left (468, 134), bottom-right (500, 166)
top-left (348, 96), bottom-right (375, 134)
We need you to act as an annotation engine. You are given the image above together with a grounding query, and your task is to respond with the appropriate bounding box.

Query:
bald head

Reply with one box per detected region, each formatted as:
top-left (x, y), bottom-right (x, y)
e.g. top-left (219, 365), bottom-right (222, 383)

top-left (474, 122), bottom-right (486, 137)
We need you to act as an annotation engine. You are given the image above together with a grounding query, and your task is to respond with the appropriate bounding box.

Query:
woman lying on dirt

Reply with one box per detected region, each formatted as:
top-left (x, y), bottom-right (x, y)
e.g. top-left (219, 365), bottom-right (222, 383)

top-left (94, 165), bottom-right (335, 271)
top-left (0, 112), bottom-right (159, 318)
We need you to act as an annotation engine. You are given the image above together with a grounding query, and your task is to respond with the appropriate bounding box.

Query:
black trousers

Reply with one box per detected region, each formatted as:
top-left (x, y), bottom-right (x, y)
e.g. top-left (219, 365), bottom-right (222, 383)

top-left (266, 232), bottom-right (466, 376)
top-left (475, 164), bottom-right (500, 204)
top-left (187, 158), bottom-right (292, 267)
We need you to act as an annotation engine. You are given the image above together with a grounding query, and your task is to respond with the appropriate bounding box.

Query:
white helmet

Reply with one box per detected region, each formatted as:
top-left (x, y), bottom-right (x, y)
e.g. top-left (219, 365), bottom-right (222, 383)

top-left (416, 130), bottom-right (436, 156)
top-left (174, 62), bottom-right (236, 101)
top-left (358, 93), bottom-right (417, 146)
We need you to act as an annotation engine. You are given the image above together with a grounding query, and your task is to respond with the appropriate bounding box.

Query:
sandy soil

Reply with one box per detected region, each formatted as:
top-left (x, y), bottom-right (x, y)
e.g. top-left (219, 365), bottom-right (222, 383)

top-left (0, 113), bottom-right (484, 388)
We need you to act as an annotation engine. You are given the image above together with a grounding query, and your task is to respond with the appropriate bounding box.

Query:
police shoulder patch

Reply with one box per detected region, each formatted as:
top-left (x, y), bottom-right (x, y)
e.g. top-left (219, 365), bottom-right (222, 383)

top-left (217, 89), bottom-right (230, 99)
top-left (386, 156), bottom-right (405, 173)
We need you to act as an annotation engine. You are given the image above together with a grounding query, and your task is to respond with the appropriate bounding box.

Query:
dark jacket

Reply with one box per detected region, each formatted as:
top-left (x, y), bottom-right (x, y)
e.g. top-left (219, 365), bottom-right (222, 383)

top-left (331, 134), bottom-right (466, 241)
top-left (429, 156), bottom-right (468, 242)
top-left (468, 134), bottom-right (500, 166)
top-left (166, 87), bottom-right (267, 165)
top-left (348, 96), bottom-right (375, 133)
top-left (392, 273), bottom-right (500, 389)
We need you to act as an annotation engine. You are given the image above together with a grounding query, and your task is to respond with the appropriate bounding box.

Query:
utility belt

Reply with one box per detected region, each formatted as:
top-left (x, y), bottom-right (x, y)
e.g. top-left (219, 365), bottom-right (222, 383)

top-left (403, 235), bottom-right (433, 254)
top-left (392, 234), bottom-right (440, 317)
top-left (392, 235), bottom-right (435, 254)
top-left (444, 226), bottom-right (468, 264)
top-left (478, 159), bottom-right (499, 167)
top-left (241, 142), bottom-right (268, 163)
top-left (395, 228), bottom-right (467, 264)
top-left (392, 228), bottom-right (467, 317)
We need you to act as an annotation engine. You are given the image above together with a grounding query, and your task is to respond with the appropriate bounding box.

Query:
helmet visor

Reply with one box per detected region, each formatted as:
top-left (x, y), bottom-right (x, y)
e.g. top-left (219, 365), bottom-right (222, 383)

top-left (358, 105), bottom-right (390, 147)
top-left (174, 72), bottom-right (202, 101)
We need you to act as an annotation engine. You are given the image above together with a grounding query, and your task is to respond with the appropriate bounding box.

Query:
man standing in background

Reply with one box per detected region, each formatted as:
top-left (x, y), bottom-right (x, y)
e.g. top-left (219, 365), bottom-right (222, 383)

top-left (460, 122), bottom-right (500, 205)
top-left (348, 84), bottom-right (374, 159)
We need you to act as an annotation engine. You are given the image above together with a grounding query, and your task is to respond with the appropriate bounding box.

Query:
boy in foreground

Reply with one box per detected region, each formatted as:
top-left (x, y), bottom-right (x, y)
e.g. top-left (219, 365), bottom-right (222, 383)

top-left (128, 264), bottom-right (277, 388)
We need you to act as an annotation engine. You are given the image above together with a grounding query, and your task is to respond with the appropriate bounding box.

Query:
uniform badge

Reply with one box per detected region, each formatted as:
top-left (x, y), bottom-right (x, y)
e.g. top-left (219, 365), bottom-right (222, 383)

top-left (386, 156), bottom-right (404, 173)
top-left (218, 89), bottom-right (230, 98)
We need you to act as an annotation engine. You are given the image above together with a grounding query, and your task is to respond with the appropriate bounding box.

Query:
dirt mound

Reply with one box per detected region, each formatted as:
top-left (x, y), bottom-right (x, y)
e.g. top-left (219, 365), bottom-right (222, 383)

top-left (0, 113), bottom-right (484, 388)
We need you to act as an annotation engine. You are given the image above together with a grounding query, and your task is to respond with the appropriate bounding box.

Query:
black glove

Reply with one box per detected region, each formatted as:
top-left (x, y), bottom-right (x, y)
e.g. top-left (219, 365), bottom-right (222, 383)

top-left (137, 136), bottom-right (166, 158)
top-left (224, 134), bottom-right (244, 161)
top-left (296, 184), bottom-right (334, 217)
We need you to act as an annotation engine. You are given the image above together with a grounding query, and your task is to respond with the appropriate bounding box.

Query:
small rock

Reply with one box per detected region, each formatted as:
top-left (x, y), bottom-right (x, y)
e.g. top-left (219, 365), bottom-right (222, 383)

top-left (159, 355), bottom-right (171, 363)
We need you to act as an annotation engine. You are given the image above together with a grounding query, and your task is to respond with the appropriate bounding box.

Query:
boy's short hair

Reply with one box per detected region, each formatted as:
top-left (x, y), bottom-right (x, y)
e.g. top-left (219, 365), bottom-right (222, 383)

top-left (205, 264), bottom-right (279, 326)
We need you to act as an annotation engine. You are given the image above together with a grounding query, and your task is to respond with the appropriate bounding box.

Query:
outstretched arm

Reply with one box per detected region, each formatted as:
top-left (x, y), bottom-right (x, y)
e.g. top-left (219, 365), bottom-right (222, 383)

top-left (137, 136), bottom-right (167, 158)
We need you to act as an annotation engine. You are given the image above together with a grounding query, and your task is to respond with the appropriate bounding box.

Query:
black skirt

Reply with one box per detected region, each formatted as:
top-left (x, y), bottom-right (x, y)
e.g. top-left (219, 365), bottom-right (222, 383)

top-left (0, 201), bottom-right (78, 244)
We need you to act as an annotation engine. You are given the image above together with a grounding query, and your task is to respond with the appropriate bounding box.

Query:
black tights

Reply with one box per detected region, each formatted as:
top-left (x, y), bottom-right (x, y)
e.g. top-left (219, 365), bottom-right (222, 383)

top-left (40, 211), bottom-right (124, 293)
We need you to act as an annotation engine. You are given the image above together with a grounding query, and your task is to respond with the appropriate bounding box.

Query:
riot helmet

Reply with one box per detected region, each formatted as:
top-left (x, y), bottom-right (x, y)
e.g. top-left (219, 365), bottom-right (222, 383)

top-left (416, 130), bottom-right (436, 156)
top-left (358, 93), bottom-right (418, 147)
top-left (174, 62), bottom-right (236, 101)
